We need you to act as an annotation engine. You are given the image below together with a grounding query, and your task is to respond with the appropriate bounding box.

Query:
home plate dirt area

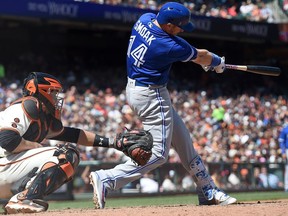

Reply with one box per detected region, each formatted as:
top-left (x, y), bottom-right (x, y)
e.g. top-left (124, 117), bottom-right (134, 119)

top-left (5, 200), bottom-right (288, 216)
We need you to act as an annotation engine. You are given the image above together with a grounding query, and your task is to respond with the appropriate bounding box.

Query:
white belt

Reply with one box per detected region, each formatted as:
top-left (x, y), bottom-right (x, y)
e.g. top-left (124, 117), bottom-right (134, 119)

top-left (127, 77), bottom-right (166, 88)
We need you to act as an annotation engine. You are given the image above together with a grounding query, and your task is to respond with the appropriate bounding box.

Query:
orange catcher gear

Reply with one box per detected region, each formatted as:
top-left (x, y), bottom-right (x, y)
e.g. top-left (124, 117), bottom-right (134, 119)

top-left (22, 72), bottom-right (64, 119)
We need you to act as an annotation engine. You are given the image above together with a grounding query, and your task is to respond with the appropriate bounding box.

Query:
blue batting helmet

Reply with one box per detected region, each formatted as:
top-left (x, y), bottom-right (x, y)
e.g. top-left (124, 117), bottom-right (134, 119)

top-left (156, 2), bottom-right (195, 32)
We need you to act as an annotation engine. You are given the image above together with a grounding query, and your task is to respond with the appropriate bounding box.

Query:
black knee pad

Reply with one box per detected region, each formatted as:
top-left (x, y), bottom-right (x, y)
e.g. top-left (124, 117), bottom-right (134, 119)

top-left (54, 143), bottom-right (80, 172)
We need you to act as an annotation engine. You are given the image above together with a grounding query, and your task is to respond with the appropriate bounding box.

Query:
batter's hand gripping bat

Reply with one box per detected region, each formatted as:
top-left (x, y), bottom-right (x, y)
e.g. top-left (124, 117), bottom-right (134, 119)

top-left (225, 64), bottom-right (281, 76)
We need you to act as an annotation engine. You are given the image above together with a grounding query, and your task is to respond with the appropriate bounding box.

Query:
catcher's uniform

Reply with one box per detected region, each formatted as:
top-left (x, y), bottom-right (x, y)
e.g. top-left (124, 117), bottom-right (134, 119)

top-left (0, 96), bottom-right (76, 198)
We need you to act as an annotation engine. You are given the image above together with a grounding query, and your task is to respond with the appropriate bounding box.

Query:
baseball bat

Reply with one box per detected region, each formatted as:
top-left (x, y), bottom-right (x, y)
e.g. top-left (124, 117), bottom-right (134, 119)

top-left (225, 64), bottom-right (281, 76)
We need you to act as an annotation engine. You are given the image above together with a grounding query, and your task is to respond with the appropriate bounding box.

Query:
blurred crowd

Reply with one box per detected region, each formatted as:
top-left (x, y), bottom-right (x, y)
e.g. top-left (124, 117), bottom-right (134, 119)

top-left (1, 0), bottom-right (287, 194)
top-left (1, 74), bottom-right (287, 165)
top-left (0, 46), bottom-right (287, 192)
top-left (1, 67), bottom-right (287, 192)
top-left (74, 0), bottom-right (279, 23)
top-left (282, 0), bottom-right (288, 15)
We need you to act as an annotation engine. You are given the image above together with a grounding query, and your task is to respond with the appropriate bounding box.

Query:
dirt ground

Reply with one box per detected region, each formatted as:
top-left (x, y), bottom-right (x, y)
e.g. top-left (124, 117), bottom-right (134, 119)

top-left (4, 200), bottom-right (288, 216)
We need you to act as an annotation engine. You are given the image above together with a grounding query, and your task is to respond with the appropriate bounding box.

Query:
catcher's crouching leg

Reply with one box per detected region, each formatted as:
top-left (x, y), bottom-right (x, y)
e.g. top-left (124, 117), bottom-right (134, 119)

top-left (5, 144), bottom-right (80, 214)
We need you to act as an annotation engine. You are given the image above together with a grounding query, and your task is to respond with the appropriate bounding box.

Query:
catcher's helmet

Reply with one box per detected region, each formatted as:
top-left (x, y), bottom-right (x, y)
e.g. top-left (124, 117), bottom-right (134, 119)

top-left (156, 2), bottom-right (195, 32)
top-left (23, 72), bottom-right (63, 116)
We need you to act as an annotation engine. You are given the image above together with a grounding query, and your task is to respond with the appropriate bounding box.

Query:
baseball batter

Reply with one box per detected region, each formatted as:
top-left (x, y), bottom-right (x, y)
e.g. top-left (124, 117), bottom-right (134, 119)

top-left (0, 72), bottom-right (150, 214)
top-left (90, 2), bottom-right (237, 208)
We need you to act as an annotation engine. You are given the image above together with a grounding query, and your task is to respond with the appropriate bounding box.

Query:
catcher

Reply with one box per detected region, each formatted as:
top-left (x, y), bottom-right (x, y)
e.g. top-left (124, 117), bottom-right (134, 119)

top-left (0, 72), bottom-right (153, 214)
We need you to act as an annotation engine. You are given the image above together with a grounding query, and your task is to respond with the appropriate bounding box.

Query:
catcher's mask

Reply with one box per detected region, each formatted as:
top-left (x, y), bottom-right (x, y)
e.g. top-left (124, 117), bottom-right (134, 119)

top-left (22, 72), bottom-right (64, 116)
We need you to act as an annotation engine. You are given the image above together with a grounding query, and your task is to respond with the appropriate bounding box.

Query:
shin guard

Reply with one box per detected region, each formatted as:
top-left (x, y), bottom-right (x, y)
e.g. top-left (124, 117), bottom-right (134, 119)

top-left (17, 144), bottom-right (79, 201)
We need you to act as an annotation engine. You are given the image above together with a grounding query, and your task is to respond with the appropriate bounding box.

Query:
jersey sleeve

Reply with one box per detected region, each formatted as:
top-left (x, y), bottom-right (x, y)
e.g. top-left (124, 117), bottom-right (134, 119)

top-left (0, 103), bottom-right (31, 136)
top-left (169, 37), bottom-right (197, 62)
top-left (0, 104), bottom-right (31, 152)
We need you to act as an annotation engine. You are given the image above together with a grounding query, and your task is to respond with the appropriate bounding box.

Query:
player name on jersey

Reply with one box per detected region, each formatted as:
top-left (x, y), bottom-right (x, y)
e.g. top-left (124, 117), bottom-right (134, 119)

top-left (134, 20), bottom-right (156, 46)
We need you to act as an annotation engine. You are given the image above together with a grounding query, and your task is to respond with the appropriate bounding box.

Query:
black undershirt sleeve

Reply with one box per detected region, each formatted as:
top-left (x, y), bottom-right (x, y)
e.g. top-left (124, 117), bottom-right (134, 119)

top-left (50, 127), bottom-right (110, 147)
top-left (0, 130), bottom-right (22, 152)
top-left (50, 127), bottom-right (81, 143)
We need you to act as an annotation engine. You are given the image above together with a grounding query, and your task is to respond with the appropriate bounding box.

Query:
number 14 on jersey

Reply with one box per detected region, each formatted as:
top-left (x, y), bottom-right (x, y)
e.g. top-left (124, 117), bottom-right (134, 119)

top-left (127, 36), bottom-right (148, 68)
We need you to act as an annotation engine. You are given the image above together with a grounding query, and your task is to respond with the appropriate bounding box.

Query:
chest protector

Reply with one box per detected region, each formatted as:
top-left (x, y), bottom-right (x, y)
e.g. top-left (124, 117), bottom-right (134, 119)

top-left (12, 96), bottom-right (62, 143)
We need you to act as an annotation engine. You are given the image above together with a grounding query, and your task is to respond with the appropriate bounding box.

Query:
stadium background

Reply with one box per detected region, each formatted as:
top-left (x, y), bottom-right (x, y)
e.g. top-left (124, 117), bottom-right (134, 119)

top-left (0, 0), bottom-right (288, 202)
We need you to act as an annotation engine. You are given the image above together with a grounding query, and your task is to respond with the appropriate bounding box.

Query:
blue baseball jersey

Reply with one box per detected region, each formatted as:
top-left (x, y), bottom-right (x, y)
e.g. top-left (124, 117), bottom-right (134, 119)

top-left (279, 125), bottom-right (288, 154)
top-left (126, 13), bottom-right (197, 85)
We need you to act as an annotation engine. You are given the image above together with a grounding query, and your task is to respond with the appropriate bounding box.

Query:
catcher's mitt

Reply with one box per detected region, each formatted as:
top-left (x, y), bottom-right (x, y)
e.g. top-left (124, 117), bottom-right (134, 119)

top-left (114, 128), bottom-right (153, 166)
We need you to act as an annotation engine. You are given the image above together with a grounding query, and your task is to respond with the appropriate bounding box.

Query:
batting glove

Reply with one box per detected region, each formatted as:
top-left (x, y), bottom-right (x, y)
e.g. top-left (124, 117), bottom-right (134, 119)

top-left (213, 56), bottom-right (226, 73)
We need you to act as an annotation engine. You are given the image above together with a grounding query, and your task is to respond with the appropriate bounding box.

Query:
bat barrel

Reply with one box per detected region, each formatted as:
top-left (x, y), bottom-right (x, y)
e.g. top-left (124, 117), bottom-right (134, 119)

top-left (226, 64), bottom-right (281, 76)
top-left (247, 65), bottom-right (281, 73)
